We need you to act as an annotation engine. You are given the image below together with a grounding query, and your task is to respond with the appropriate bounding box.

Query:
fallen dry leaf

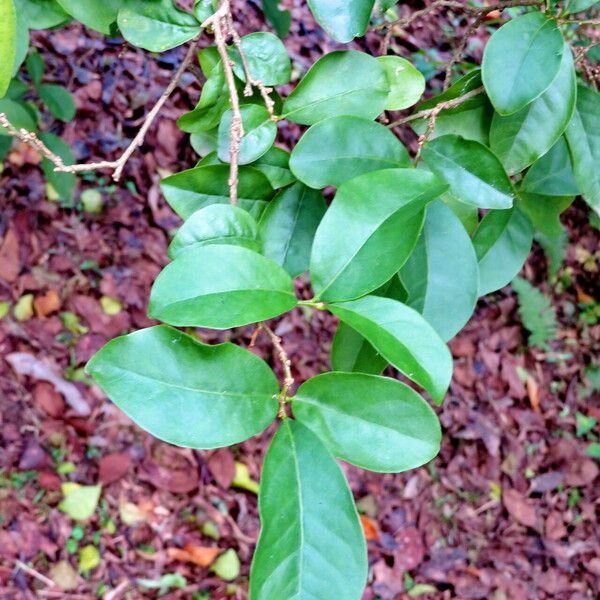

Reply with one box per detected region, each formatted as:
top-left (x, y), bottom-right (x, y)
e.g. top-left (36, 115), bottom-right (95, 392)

top-left (168, 544), bottom-right (221, 568)
top-left (0, 228), bottom-right (20, 282)
top-left (99, 452), bottom-right (132, 485)
top-left (207, 448), bottom-right (236, 489)
top-left (360, 514), bottom-right (380, 542)
top-left (34, 290), bottom-right (61, 317)
top-left (503, 489), bottom-right (537, 528)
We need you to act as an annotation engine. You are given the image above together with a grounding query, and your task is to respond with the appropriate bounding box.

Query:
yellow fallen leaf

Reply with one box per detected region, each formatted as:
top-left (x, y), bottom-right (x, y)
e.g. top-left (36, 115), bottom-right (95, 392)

top-left (211, 549), bottom-right (240, 581)
top-left (78, 544), bottom-right (100, 572)
top-left (119, 500), bottom-right (147, 526)
top-left (59, 484), bottom-right (101, 521)
top-left (100, 295), bottom-right (122, 315)
top-left (14, 294), bottom-right (34, 321)
top-left (232, 462), bottom-right (259, 495)
top-left (0, 301), bottom-right (10, 320)
top-left (49, 560), bottom-right (78, 591)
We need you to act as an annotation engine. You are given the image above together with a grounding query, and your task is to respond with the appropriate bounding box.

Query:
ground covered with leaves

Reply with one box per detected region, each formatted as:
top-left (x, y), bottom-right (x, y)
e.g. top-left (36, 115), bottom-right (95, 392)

top-left (1, 2), bottom-right (599, 599)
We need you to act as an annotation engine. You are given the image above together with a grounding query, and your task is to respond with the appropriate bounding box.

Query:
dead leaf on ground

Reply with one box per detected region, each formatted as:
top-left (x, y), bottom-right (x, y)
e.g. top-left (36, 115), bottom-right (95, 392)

top-left (0, 228), bottom-right (20, 282)
top-left (360, 514), bottom-right (380, 542)
top-left (207, 448), bottom-right (235, 489)
top-left (167, 544), bottom-right (221, 568)
top-left (503, 489), bottom-right (537, 528)
top-left (99, 452), bottom-right (131, 485)
top-left (34, 289), bottom-right (61, 317)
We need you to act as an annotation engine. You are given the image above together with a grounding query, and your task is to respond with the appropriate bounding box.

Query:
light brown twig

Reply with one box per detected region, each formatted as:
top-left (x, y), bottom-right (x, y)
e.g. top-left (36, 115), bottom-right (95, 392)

top-left (387, 85), bottom-right (485, 129)
top-left (1, 38), bottom-right (199, 181)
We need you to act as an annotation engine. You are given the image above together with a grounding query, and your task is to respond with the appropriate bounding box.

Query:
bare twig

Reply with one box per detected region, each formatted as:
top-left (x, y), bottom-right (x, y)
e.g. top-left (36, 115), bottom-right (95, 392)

top-left (387, 85), bottom-right (485, 129)
top-left (14, 560), bottom-right (56, 588)
top-left (202, 0), bottom-right (244, 205)
top-left (0, 38), bottom-right (199, 182)
top-left (443, 13), bottom-right (486, 90)
top-left (415, 104), bottom-right (443, 162)
top-left (253, 324), bottom-right (294, 418)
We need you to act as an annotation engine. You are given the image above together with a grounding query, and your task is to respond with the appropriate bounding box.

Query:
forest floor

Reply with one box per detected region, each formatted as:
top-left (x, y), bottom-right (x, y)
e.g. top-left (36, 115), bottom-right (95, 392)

top-left (0, 1), bottom-right (599, 599)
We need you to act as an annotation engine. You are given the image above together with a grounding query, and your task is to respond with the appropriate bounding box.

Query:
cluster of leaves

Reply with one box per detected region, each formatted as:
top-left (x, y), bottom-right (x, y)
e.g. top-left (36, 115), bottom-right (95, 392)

top-left (1, 0), bottom-right (600, 598)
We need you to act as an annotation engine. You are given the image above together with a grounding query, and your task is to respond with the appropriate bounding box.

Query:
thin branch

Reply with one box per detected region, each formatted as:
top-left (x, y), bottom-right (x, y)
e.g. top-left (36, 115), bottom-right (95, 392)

top-left (443, 13), bottom-right (486, 90)
top-left (415, 104), bottom-right (443, 162)
top-left (387, 85), bottom-right (485, 128)
top-left (0, 38), bottom-right (199, 182)
top-left (14, 560), bottom-right (57, 588)
top-left (253, 324), bottom-right (294, 418)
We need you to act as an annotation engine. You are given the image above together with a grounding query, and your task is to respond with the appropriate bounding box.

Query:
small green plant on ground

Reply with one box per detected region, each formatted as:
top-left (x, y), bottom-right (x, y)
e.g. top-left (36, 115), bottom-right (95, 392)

top-left (1, 0), bottom-right (599, 597)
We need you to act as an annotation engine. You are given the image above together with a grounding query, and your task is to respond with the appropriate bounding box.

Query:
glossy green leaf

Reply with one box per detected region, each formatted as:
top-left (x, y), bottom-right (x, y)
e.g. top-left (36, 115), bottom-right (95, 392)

top-left (522, 137), bottom-right (579, 196)
top-left (17, 0), bottom-right (70, 29)
top-left (293, 372), bottom-right (441, 472)
top-left (519, 193), bottom-right (573, 238)
top-left (230, 32), bottom-right (291, 86)
top-left (282, 51), bottom-right (388, 125)
top-left (193, 0), bottom-right (214, 22)
top-left (473, 207), bottom-right (533, 295)
top-left (330, 322), bottom-right (387, 375)
top-left (565, 85), bottom-right (600, 216)
top-left (38, 83), bottom-right (75, 122)
top-left (168, 204), bottom-right (261, 259)
top-left (329, 296), bottom-right (452, 403)
top-left (290, 116), bottom-right (410, 189)
top-left (565, 0), bottom-right (598, 12)
top-left (482, 13), bottom-right (564, 115)
top-left (56, 0), bottom-right (122, 34)
top-left (26, 50), bottom-right (44, 88)
top-left (378, 56), bottom-right (425, 111)
top-left (490, 44), bottom-right (576, 175)
top-left (39, 132), bottom-right (75, 201)
top-left (259, 182), bottom-right (326, 277)
top-left (117, 1), bottom-right (201, 52)
top-left (0, 0), bottom-right (16, 98)
top-left (260, 0), bottom-right (291, 37)
top-left (400, 200), bottom-right (478, 341)
top-left (251, 147), bottom-right (295, 189)
top-left (218, 105), bottom-right (277, 165)
top-left (250, 419), bottom-right (367, 600)
top-left (190, 129), bottom-right (218, 157)
top-left (311, 169), bottom-right (446, 301)
top-left (160, 164), bottom-right (273, 220)
top-left (422, 134), bottom-right (514, 209)
top-left (306, 0), bottom-right (375, 42)
top-left (0, 98), bottom-right (37, 134)
top-left (441, 194), bottom-right (479, 235)
top-left (149, 245), bottom-right (296, 328)
top-left (86, 326), bottom-right (278, 448)
top-left (12, 14), bottom-right (28, 76)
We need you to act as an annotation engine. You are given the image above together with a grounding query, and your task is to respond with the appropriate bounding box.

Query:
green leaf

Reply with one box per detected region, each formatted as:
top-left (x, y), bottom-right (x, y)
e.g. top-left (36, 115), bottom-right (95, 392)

top-left (311, 169), bottom-right (445, 301)
top-left (250, 420), bottom-right (367, 600)
top-left (138, 573), bottom-right (187, 592)
top-left (212, 549), bottom-right (240, 581)
top-left (12, 14), bottom-right (28, 76)
top-left (26, 50), bottom-right (44, 88)
top-left (160, 164), bottom-right (273, 220)
top-left (18, 0), bottom-right (70, 29)
top-left (441, 194), bottom-right (479, 235)
top-left (290, 116), bottom-right (410, 189)
top-left (218, 105), bottom-right (277, 165)
top-left (400, 200), bottom-right (479, 341)
top-left (38, 84), bottom-right (76, 122)
top-left (328, 295), bottom-right (453, 403)
top-left (490, 44), bottom-right (576, 175)
top-left (293, 372), bottom-right (441, 472)
top-left (0, 98), bottom-right (37, 134)
top-left (39, 132), bottom-right (75, 201)
top-left (259, 182), bottom-right (326, 277)
top-left (59, 484), bottom-right (101, 521)
top-left (260, 0), bottom-right (291, 37)
top-left (378, 56), bottom-right (425, 111)
top-left (473, 207), bottom-right (533, 295)
top-left (512, 276), bottom-right (557, 350)
top-left (0, 0), bottom-right (16, 98)
top-left (78, 545), bottom-right (100, 572)
top-left (564, 0), bottom-right (599, 12)
top-left (422, 134), bottom-right (514, 209)
top-left (86, 326), bottom-right (279, 448)
top-left (56, 0), bottom-right (122, 35)
top-left (482, 13), bottom-right (564, 116)
top-left (168, 204), bottom-right (261, 259)
top-left (230, 32), bottom-right (291, 86)
top-left (149, 245), bottom-right (296, 328)
top-left (306, 0), bottom-right (375, 42)
top-left (330, 322), bottom-right (388, 375)
top-left (518, 193), bottom-right (573, 238)
top-left (190, 129), bottom-right (218, 156)
top-left (521, 137), bottom-right (580, 196)
top-left (250, 147), bottom-right (295, 189)
top-left (282, 51), bottom-right (388, 125)
top-left (565, 85), bottom-right (600, 216)
top-left (193, 0), bottom-right (214, 22)
top-left (117, 1), bottom-right (201, 52)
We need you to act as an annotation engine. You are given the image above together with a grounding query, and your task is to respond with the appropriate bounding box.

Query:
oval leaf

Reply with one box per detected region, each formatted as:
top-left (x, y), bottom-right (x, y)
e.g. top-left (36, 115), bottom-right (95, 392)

top-left (490, 44), bottom-right (576, 175)
top-left (149, 245), bottom-right (296, 329)
top-left (400, 200), bottom-right (479, 341)
top-left (330, 322), bottom-right (387, 375)
top-left (482, 12), bottom-right (564, 115)
top-left (250, 146), bottom-right (296, 189)
top-left (311, 169), bottom-right (448, 301)
top-left (328, 295), bottom-right (453, 404)
top-left (378, 56), bottom-right (425, 111)
top-left (160, 164), bottom-right (273, 220)
top-left (218, 105), bottom-right (277, 165)
top-left (564, 85), bottom-right (600, 216)
top-left (117, 1), bottom-right (201, 52)
top-left (86, 326), bottom-right (278, 448)
top-left (250, 420), bottom-right (367, 600)
top-left (230, 32), bottom-right (291, 86)
top-left (19, 0), bottom-right (69, 29)
top-left (0, 0), bottom-right (16, 98)
top-left (290, 116), bottom-right (410, 189)
top-left (282, 51), bottom-right (388, 125)
top-left (293, 372), bottom-right (441, 472)
top-left (168, 204), bottom-right (261, 259)
top-left (307, 0), bottom-right (375, 42)
top-left (38, 84), bottom-right (76, 122)
top-left (259, 182), bottom-right (326, 277)
top-left (421, 134), bottom-right (515, 209)
top-left (56, 0), bottom-right (121, 35)
top-left (473, 207), bottom-right (534, 295)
